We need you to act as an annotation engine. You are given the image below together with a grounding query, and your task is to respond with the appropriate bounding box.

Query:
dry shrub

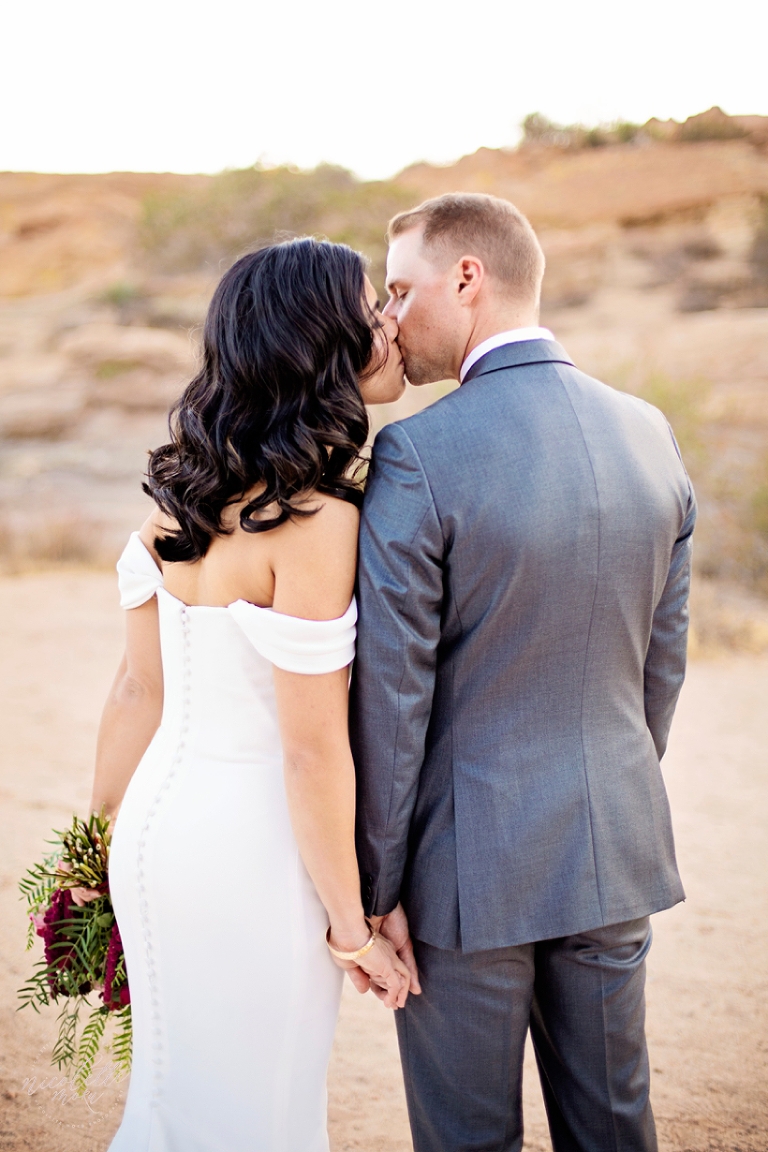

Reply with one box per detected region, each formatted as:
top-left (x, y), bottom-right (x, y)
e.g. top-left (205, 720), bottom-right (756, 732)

top-left (688, 577), bottom-right (768, 657)
top-left (625, 372), bottom-right (768, 633)
top-left (617, 372), bottom-right (768, 596)
top-left (750, 197), bottom-right (768, 284)
top-left (751, 473), bottom-right (768, 539)
top-left (743, 457), bottom-right (768, 593)
top-left (632, 371), bottom-right (710, 467)
top-left (0, 512), bottom-right (109, 573)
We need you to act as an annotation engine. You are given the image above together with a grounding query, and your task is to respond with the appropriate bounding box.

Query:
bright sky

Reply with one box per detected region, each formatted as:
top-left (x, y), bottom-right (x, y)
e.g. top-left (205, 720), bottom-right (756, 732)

top-left (3, 0), bottom-right (767, 180)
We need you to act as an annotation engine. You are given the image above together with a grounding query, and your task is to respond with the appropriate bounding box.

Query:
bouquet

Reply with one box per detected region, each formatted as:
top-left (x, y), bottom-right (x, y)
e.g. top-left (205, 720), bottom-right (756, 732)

top-left (18, 811), bottom-right (132, 1094)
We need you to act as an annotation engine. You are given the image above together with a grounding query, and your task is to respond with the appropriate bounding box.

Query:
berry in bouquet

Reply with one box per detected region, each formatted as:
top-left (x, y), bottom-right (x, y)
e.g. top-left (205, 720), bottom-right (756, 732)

top-left (18, 810), bottom-right (132, 1094)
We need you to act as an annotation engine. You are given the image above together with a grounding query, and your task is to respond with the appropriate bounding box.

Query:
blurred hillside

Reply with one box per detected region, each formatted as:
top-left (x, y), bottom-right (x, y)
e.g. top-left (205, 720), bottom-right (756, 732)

top-left (1, 107), bottom-right (768, 649)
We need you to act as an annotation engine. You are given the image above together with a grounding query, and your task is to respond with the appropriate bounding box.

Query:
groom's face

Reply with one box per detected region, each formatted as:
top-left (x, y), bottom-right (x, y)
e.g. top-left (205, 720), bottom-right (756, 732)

top-left (383, 226), bottom-right (464, 385)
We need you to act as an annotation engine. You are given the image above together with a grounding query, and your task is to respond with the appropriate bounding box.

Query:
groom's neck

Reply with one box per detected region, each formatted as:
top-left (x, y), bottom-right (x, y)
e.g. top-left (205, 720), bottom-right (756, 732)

top-left (458, 300), bottom-right (541, 371)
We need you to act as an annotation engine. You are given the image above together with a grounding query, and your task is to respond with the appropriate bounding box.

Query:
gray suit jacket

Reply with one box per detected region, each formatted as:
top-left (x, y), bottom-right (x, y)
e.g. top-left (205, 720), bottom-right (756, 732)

top-left (350, 339), bottom-right (695, 953)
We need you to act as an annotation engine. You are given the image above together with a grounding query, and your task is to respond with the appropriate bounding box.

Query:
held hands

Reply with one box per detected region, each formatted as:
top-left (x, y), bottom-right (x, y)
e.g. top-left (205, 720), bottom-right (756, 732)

top-left (370, 903), bottom-right (421, 996)
top-left (327, 904), bottom-right (421, 1009)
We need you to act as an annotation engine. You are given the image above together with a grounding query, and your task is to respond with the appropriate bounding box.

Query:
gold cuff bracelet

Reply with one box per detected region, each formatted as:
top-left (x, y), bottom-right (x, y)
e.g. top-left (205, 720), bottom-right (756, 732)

top-left (325, 920), bottom-right (377, 962)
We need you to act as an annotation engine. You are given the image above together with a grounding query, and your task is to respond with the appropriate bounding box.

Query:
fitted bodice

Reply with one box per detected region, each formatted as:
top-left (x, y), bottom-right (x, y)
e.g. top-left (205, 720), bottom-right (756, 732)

top-left (116, 532), bottom-right (356, 764)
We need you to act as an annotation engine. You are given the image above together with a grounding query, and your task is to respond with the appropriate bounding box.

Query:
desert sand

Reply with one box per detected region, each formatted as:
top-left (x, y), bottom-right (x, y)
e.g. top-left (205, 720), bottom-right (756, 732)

top-left (0, 567), bottom-right (766, 1151)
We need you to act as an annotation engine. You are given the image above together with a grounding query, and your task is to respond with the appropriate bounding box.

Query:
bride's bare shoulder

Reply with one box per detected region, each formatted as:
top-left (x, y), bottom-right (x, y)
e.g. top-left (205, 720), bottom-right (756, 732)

top-left (276, 490), bottom-right (360, 549)
top-left (270, 492), bottom-right (360, 620)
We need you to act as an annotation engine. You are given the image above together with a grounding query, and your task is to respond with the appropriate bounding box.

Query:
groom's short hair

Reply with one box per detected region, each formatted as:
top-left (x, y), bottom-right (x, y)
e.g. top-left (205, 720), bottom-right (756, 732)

top-left (388, 193), bottom-right (545, 301)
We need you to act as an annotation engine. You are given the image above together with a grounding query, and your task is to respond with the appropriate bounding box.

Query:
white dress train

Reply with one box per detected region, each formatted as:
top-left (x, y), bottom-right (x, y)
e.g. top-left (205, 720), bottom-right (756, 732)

top-left (107, 533), bottom-right (353, 1152)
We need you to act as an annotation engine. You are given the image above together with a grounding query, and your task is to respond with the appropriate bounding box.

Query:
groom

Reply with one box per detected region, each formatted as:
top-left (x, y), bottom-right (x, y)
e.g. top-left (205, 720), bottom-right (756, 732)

top-left (350, 193), bottom-right (696, 1151)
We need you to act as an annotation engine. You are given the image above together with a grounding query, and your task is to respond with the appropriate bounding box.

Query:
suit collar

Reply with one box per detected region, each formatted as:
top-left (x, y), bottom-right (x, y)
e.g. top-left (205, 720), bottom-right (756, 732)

top-left (461, 339), bottom-right (574, 384)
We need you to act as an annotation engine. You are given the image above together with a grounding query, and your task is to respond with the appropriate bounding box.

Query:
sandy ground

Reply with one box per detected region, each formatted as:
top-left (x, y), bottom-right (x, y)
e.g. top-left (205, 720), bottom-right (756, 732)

top-left (0, 569), bottom-right (766, 1151)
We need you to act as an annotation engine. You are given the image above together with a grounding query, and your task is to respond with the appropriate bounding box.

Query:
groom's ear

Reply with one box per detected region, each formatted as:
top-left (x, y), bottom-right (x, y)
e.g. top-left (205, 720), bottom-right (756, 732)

top-left (455, 255), bottom-right (485, 304)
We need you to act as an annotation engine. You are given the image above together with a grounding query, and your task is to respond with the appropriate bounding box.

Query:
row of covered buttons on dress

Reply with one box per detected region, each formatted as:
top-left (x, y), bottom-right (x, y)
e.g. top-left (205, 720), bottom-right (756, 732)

top-left (136, 602), bottom-right (193, 1104)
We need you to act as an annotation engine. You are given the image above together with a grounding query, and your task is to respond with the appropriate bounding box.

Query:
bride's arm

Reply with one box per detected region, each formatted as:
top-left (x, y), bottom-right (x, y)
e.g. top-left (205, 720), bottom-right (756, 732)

top-left (269, 497), bottom-right (411, 1008)
top-left (274, 664), bottom-right (366, 937)
top-left (90, 595), bottom-right (163, 819)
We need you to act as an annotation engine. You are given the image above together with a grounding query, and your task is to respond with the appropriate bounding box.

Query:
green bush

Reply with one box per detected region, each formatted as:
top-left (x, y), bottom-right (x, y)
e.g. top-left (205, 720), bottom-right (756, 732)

top-left (628, 376), bottom-right (768, 593)
top-left (633, 371), bottom-right (710, 469)
top-left (614, 121), bottom-right (641, 144)
top-left (140, 164), bottom-right (412, 291)
top-left (99, 282), bottom-right (145, 308)
top-left (584, 127), bottom-right (610, 148)
top-left (521, 113), bottom-right (641, 150)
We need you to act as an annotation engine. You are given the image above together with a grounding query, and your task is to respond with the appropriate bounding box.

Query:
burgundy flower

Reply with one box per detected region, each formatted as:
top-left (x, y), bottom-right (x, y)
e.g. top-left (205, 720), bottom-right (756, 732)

top-left (102, 923), bottom-right (130, 1011)
top-left (40, 888), bottom-right (77, 997)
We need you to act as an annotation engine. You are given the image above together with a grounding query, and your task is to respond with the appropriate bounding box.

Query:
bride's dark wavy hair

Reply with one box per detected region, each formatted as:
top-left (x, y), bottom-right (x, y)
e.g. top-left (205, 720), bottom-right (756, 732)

top-left (144, 238), bottom-right (376, 562)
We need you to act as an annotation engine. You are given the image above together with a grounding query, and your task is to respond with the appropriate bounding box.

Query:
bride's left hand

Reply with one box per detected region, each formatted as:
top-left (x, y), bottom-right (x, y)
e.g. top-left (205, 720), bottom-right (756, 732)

top-left (328, 928), bottom-right (411, 1008)
top-left (338, 963), bottom-right (371, 994)
top-left (354, 934), bottom-right (411, 1009)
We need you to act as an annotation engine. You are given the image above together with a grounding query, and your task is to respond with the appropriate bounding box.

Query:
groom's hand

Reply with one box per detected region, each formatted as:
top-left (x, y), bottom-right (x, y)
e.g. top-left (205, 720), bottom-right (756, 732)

top-left (371, 904), bottom-right (421, 995)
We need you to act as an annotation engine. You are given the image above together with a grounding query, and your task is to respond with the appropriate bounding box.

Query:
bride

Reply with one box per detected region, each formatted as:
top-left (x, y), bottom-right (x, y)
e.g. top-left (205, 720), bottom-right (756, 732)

top-left (90, 238), bottom-right (418, 1152)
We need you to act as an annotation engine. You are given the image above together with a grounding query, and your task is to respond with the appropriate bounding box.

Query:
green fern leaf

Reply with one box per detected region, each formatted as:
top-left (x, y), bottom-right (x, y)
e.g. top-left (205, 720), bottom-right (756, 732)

top-left (109, 1005), bottom-right (133, 1078)
top-left (74, 1008), bottom-right (107, 1095)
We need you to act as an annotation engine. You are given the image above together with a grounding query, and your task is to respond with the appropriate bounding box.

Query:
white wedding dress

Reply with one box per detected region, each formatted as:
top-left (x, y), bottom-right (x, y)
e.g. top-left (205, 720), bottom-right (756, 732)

top-left (108, 533), bottom-right (354, 1152)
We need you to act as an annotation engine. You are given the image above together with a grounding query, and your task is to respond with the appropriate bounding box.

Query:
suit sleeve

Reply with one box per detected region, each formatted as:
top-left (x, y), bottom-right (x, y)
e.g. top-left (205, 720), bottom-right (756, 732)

top-left (644, 441), bottom-right (697, 760)
top-left (350, 422), bottom-right (444, 917)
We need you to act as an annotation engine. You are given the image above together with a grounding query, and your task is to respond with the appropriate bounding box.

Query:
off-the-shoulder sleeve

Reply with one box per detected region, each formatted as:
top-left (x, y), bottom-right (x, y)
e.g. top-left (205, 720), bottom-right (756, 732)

top-left (227, 598), bottom-right (357, 674)
top-left (116, 532), bottom-right (164, 609)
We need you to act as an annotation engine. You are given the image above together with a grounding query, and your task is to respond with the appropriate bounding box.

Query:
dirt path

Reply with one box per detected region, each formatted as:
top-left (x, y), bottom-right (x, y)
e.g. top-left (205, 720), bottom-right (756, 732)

top-left (0, 570), bottom-right (766, 1151)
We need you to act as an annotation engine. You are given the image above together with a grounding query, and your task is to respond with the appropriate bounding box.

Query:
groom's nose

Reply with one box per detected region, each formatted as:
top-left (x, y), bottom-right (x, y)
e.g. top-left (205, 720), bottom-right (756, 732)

top-left (382, 310), bottom-right (399, 339)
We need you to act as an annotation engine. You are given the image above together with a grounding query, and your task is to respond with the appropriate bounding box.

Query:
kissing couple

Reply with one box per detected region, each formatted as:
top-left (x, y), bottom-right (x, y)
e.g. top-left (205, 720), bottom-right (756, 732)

top-left (94, 193), bottom-right (695, 1152)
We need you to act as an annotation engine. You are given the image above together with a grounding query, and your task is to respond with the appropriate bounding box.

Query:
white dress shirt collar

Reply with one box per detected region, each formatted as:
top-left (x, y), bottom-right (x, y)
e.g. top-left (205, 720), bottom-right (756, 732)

top-left (459, 327), bottom-right (555, 383)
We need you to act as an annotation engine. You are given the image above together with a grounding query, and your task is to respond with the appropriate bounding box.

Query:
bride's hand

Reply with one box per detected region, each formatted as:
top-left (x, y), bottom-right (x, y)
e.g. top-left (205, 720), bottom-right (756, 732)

top-left (355, 934), bottom-right (411, 1009)
top-left (328, 925), bottom-right (411, 1009)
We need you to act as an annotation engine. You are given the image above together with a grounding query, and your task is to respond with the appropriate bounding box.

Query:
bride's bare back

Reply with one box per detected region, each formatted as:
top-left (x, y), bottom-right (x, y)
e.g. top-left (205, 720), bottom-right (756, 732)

top-left (141, 491), bottom-right (359, 621)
